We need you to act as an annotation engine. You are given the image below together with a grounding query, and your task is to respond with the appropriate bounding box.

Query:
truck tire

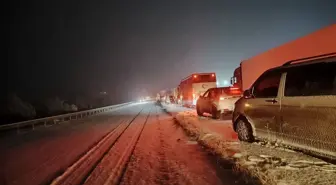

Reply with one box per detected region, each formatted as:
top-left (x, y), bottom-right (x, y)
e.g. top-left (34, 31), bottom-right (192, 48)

top-left (236, 119), bottom-right (254, 142)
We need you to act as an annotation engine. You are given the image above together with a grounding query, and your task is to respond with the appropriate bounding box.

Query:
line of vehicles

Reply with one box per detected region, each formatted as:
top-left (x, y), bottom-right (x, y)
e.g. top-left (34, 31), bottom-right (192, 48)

top-left (159, 24), bottom-right (336, 159)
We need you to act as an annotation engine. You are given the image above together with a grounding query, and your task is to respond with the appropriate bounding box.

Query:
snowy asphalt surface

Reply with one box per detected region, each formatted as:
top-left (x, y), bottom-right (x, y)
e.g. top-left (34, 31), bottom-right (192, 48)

top-left (0, 102), bottom-right (257, 185)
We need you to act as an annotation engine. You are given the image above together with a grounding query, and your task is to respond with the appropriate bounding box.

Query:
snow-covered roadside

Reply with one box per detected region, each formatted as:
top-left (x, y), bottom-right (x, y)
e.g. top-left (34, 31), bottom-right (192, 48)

top-left (164, 104), bottom-right (336, 185)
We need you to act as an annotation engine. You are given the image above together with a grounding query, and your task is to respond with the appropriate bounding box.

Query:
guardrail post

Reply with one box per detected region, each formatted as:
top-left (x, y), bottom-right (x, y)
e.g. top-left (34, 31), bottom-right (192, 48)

top-left (32, 123), bottom-right (35, 130)
top-left (44, 121), bottom-right (47, 127)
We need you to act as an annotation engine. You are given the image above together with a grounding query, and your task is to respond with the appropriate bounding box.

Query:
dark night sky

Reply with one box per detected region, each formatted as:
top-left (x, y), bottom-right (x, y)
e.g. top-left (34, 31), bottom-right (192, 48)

top-left (5, 0), bottom-right (336, 102)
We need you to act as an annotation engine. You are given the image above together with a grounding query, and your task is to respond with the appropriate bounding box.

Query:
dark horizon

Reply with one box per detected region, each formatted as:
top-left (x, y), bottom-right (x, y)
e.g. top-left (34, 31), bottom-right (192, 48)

top-left (5, 0), bottom-right (336, 103)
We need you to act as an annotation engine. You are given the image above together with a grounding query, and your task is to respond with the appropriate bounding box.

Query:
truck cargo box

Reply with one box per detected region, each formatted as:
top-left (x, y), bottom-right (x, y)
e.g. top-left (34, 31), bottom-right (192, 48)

top-left (240, 24), bottom-right (336, 90)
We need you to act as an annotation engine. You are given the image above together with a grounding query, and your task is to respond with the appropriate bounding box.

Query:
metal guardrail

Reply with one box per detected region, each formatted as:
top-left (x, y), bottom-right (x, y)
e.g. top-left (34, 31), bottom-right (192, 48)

top-left (0, 102), bottom-right (134, 133)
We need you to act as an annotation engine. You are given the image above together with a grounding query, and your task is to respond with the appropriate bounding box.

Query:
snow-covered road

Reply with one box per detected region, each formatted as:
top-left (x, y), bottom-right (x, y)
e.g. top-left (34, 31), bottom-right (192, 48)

top-left (0, 104), bottom-right (141, 185)
top-left (0, 102), bottom-right (256, 185)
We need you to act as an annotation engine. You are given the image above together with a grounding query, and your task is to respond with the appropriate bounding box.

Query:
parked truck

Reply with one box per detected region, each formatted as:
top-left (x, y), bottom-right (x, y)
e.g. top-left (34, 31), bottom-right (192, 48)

top-left (178, 73), bottom-right (217, 107)
top-left (231, 24), bottom-right (336, 91)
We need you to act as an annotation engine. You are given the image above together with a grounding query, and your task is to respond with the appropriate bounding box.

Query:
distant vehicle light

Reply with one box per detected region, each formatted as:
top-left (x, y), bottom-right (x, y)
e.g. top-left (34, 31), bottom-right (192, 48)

top-left (219, 96), bottom-right (225, 100)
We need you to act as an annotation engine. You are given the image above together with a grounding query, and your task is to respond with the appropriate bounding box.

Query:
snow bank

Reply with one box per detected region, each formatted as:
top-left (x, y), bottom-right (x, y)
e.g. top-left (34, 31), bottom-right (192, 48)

top-left (172, 110), bottom-right (336, 185)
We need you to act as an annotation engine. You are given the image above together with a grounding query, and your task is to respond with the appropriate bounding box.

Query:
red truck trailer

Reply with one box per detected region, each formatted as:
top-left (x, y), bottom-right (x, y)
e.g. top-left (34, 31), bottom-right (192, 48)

top-left (178, 73), bottom-right (217, 107)
top-left (231, 24), bottom-right (336, 91)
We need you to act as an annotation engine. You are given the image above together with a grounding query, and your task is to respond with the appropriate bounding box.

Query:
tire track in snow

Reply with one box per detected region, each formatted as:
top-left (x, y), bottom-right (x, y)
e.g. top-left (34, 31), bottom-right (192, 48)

top-left (83, 106), bottom-right (152, 185)
top-left (118, 107), bottom-right (160, 185)
top-left (50, 107), bottom-right (144, 185)
top-left (11, 117), bottom-right (126, 185)
top-left (3, 109), bottom-right (131, 185)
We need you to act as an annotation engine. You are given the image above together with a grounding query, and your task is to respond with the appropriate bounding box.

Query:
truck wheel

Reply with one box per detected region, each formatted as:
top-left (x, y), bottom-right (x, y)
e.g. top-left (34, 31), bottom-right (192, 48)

top-left (196, 105), bottom-right (203, 116)
top-left (211, 106), bottom-right (220, 119)
top-left (236, 119), bottom-right (254, 142)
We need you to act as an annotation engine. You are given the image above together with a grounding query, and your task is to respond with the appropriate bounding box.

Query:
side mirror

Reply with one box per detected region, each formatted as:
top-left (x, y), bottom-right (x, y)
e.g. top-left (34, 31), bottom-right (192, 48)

top-left (243, 89), bottom-right (253, 99)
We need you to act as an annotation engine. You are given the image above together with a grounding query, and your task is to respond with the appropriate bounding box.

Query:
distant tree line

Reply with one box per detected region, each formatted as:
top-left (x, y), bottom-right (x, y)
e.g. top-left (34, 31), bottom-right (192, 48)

top-left (0, 93), bottom-right (114, 125)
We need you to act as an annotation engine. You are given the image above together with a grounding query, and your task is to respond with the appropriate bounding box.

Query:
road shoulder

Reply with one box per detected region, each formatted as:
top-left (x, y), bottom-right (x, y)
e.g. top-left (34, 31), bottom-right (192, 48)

top-left (163, 104), bottom-right (336, 185)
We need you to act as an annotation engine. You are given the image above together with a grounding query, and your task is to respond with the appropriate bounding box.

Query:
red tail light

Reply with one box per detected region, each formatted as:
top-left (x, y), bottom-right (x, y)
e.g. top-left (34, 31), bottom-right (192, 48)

top-left (229, 87), bottom-right (242, 94)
